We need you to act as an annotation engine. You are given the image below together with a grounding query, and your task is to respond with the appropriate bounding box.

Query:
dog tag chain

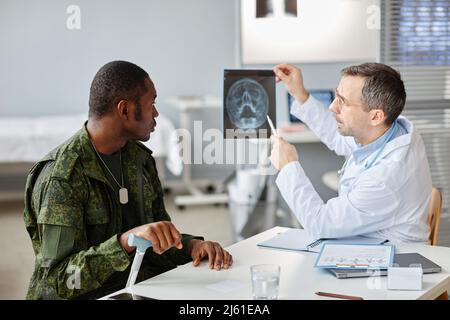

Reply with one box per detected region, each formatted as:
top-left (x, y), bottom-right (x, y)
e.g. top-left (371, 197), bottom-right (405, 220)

top-left (91, 141), bottom-right (129, 204)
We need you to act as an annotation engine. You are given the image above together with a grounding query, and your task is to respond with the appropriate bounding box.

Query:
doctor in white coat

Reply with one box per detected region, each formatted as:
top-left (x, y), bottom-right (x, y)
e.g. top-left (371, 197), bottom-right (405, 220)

top-left (270, 63), bottom-right (432, 243)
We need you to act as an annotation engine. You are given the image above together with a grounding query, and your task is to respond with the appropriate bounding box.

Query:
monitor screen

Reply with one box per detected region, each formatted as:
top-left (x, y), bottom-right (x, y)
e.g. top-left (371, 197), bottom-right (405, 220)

top-left (288, 90), bottom-right (334, 123)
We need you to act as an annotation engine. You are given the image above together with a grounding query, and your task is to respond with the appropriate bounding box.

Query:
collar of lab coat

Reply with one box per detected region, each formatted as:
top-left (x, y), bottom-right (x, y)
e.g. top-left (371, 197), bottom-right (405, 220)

top-left (352, 120), bottom-right (404, 164)
top-left (369, 116), bottom-right (414, 163)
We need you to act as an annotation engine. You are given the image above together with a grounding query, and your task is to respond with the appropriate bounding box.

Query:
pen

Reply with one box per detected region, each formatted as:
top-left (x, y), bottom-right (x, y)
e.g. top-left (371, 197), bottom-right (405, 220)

top-left (315, 291), bottom-right (364, 300)
top-left (266, 115), bottom-right (278, 137)
top-left (306, 239), bottom-right (323, 250)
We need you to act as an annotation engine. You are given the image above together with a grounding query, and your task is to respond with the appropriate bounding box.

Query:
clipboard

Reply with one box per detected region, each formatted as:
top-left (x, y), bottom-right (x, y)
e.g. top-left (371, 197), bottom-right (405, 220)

top-left (314, 243), bottom-right (395, 270)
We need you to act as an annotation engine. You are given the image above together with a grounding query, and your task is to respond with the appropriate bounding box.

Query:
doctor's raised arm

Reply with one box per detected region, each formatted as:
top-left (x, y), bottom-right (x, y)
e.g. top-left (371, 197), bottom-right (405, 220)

top-left (272, 64), bottom-right (356, 158)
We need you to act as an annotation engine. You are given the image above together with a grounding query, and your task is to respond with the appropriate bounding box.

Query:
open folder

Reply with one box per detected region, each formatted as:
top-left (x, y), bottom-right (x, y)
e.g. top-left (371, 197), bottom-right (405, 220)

top-left (257, 228), bottom-right (388, 253)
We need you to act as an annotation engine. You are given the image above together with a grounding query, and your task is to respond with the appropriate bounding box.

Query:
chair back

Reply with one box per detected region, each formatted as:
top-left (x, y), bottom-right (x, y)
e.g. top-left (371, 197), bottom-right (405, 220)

top-left (428, 187), bottom-right (443, 246)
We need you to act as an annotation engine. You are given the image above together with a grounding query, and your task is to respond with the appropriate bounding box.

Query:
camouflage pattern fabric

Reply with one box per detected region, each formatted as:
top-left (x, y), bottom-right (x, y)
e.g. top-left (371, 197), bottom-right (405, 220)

top-left (23, 124), bottom-right (201, 299)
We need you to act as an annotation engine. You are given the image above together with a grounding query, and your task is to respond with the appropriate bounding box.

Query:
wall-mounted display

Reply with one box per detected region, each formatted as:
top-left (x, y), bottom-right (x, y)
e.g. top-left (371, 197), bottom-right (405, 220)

top-left (241, 0), bottom-right (379, 64)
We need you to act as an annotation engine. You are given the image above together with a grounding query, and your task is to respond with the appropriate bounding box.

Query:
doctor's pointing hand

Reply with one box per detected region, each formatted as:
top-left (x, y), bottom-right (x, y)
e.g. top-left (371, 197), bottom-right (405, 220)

top-left (269, 136), bottom-right (298, 171)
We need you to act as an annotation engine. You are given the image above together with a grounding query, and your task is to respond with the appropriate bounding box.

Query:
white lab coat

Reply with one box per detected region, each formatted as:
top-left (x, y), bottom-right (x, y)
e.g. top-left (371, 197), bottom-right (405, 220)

top-left (276, 95), bottom-right (432, 243)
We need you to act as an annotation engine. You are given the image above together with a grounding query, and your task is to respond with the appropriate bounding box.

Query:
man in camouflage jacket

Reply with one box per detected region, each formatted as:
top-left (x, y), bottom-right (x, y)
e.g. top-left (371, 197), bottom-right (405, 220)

top-left (23, 61), bottom-right (233, 300)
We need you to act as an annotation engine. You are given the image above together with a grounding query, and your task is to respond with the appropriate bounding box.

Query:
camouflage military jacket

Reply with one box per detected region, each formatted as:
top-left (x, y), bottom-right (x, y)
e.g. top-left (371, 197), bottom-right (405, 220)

top-left (23, 124), bottom-right (200, 299)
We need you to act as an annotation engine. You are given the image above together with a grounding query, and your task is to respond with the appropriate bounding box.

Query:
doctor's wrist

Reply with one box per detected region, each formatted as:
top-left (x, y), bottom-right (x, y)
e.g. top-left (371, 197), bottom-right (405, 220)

top-left (294, 90), bottom-right (309, 105)
top-left (279, 159), bottom-right (299, 171)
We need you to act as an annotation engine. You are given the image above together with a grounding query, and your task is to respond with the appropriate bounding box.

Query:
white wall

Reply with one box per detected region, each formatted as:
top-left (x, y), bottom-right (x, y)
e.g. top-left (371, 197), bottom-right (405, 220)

top-left (0, 0), bottom-right (238, 117)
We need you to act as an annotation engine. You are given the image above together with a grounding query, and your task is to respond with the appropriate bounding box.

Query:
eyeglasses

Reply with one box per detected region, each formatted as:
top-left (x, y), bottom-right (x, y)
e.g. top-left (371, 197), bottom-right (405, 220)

top-left (334, 91), bottom-right (367, 111)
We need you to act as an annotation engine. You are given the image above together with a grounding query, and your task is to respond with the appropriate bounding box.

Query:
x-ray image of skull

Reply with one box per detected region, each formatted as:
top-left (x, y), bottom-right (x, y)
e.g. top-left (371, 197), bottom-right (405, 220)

top-left (226, 78), bottom-right (268, 130)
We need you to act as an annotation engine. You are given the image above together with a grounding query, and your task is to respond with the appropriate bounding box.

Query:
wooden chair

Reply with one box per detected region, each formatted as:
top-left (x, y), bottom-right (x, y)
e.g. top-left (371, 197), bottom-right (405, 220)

top-left (428, 188), bottom-right (447, 300)
top-left (428, 187), bottom-right (443, 246)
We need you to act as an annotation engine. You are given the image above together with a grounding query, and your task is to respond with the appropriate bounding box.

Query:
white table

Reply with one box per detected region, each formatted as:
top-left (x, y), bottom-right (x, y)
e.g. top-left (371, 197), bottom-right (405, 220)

top-left (102, 227), bottom-right (450, 300)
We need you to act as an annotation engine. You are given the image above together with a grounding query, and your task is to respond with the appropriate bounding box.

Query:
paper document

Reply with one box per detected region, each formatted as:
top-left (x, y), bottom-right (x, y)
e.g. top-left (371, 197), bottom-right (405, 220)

top-left (257, 228), bottom-right (387, 253)
top-left (315, 243), bottom-right (395, 269)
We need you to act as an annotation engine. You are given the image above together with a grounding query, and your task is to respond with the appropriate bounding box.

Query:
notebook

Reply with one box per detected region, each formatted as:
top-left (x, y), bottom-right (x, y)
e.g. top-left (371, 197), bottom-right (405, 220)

top-left (257, 228), bottom-right (388, 254)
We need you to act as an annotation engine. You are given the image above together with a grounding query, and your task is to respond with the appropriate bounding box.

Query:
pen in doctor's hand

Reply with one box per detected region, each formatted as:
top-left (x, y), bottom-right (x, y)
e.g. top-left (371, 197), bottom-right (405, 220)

top-left (315, 291), bottom-right (364, 300)
top-left (266, 115), bottom-right (278, 137)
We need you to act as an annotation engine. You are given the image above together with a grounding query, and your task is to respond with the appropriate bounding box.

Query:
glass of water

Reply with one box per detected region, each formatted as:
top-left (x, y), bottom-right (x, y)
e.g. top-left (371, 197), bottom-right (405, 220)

top-left (250, 264), bottom-right (280, 300)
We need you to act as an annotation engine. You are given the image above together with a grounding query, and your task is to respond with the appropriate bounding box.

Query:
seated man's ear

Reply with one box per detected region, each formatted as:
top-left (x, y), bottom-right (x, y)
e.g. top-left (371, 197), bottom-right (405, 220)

top-left (117, 100), bottom-right (129, 119)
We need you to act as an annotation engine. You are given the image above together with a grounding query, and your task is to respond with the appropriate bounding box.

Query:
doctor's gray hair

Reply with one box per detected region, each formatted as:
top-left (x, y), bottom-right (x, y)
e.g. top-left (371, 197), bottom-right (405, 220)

top-left (341, 63), bottom-right (406, 125)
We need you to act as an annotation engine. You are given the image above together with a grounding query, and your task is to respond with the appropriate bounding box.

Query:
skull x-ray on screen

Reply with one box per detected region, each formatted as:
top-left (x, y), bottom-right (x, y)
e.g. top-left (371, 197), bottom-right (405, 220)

top-left (223, 70), bottom-right (275, 138)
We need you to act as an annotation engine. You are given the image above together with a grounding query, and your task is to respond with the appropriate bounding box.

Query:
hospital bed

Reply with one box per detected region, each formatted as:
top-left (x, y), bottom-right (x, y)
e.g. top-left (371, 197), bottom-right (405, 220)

top-left (0, 113), bottom-right (182, 201)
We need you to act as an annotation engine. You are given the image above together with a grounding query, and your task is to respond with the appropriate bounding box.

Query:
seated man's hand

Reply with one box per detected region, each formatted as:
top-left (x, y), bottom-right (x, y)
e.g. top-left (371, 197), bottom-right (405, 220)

top-left (189, 239), bottom-right (233, 271)
top-left (120, 221), bottom-right (183, 254)
top-left (270, 136), bottom-right (299, 171)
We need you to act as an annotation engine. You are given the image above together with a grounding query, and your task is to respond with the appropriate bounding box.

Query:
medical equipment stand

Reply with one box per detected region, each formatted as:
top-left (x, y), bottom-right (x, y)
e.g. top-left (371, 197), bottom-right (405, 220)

top-left (227, 139), bottom-right (278, 242)
top-left (166, 96), bottom-right (229, 209)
